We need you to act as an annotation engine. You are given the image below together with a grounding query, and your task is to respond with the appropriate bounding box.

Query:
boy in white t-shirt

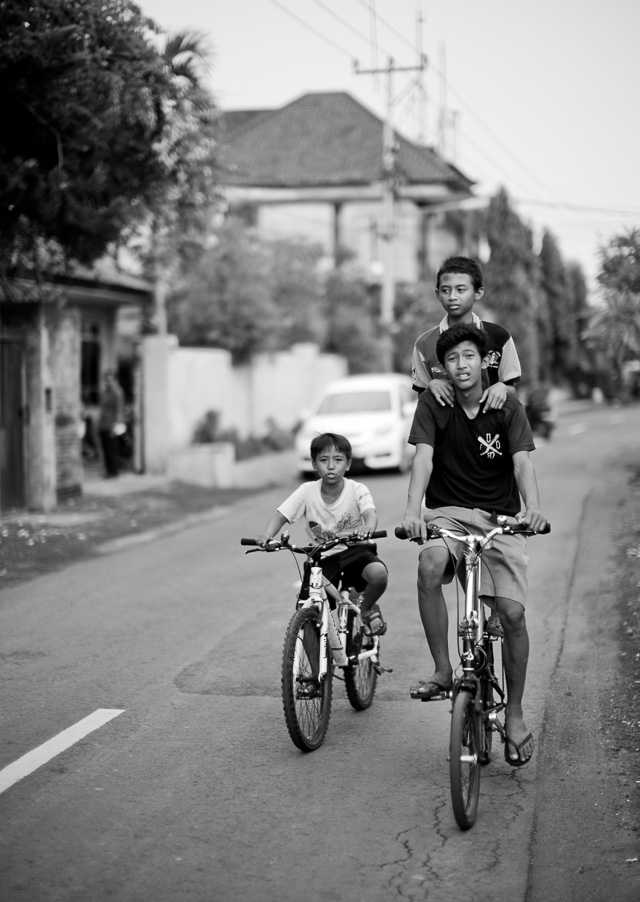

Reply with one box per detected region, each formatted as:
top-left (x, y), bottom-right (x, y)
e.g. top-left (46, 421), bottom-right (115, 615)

top-left (258, 432), bottom-right (389, 635)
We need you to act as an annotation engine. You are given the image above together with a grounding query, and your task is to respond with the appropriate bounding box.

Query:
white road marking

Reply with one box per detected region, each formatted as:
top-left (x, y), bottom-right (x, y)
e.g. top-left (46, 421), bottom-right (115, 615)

top-left (0, 708), bottom-right (124, 795)
top-left (567, 423), bottom-right (587, 435)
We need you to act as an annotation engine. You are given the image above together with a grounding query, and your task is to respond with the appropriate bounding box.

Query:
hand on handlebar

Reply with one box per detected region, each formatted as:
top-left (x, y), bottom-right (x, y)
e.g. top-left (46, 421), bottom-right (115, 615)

top-left (515, 509), bottom-right (549, 534)
top-left (401, 511), bottom-right (428, 544)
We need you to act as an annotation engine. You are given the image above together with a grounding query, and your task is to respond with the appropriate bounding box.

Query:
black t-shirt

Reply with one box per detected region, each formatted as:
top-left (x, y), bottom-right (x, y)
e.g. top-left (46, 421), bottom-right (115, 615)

top-left (409, 394), bottom-right (535, 516)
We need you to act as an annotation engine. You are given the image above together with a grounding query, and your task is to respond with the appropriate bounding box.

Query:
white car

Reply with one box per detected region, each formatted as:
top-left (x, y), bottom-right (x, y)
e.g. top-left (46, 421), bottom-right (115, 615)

top-left (295, 373), bottom-right (418, 477)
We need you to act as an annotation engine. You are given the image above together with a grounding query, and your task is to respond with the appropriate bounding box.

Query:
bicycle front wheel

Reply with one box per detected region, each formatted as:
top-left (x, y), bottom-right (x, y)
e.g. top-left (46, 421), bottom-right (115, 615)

top-left (281, 606), bottom-right (333, 752)
top-left (344, 609), bottom-right (378, 710)
top-left (450, 689), bottom-right (482, 829)
top-left (479, 641), bottom-right (496, 765)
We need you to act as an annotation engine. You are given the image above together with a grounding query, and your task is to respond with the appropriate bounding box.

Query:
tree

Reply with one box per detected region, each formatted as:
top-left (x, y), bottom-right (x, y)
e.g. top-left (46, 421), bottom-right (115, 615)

top-left (565, 262), bottom-right (595, 397)
top-left (128, 29), bottom-right (221, 333)
top-left (538, 230), bottom-right (572, 383)
top-left (585, 228), bottom-right (640, 400)
top-left (167, 217), bottom-right (279, 363)
top-left (322, 268), bottom-right (384, 373)
top-left (0, 0), bottom-right (175, 293)
top-left (268, 238), bottom-right (325, 347)
top-left (393, 281), bottom-right (442, 376)
top-left (483, 188), bottom-right (541, 388)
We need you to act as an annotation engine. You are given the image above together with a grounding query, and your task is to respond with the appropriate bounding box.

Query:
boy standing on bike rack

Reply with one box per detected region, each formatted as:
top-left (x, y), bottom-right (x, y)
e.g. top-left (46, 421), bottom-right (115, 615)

top-left (258, 432), bottom-right (389, 636)
top-left (401, 324), bottom-right (548, 767)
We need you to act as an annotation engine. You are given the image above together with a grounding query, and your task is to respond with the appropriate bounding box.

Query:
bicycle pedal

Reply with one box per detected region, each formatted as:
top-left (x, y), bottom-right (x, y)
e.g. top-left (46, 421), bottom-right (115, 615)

top-left (374, 663), bottom-right (393, 675)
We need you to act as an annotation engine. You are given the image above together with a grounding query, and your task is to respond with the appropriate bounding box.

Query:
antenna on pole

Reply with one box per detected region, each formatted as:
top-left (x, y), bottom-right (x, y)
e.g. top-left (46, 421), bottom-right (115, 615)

top-left (438, 41), bottom-right (448, 158)
top-left (354, 55), bottom-right (427, 371)
top-left (416, 2), bottom-right (427, 144)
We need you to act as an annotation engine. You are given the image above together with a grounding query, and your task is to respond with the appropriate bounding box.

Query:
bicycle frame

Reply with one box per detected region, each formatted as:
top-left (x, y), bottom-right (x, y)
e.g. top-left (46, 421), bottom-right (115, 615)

top-left (441, 526), bottom-right (507, 742)
top-left (302, 562), bottom-right (381, 679)
top-left (242, 528), bottom-right (389, 752)
top-left (241, 529), bottom-right (387, 680)
top-left (396, 515), bottom-right (549, 828)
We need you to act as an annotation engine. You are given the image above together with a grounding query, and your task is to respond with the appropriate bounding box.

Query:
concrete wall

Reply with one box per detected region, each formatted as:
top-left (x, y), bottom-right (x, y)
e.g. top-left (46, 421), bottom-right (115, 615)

top-left (142, 338), bottom-right (347, 475)
top-left (24, 308), bottom-right (57, 511)
top-left (48, 306), bottom-right (83, 499)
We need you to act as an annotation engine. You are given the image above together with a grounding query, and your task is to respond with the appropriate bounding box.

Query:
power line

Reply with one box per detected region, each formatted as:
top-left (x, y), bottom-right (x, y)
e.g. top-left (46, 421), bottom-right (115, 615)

top-left (309, 0), bottom-right (373, 48)
top-left (265, 0), bottom-right (356, 58)
top-left (354, 0), bottom-right (416, 52)
top-left (267, 1), bottom-right (632, 239)
top-left (514, 199), bottom-right (640, 217)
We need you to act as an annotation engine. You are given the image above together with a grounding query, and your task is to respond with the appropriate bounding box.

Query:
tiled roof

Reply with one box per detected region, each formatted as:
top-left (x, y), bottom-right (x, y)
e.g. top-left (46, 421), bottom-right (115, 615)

top-left (222, 109), bottom-right (272, 135)
top-left (220, 92), bottom-right (473, 192)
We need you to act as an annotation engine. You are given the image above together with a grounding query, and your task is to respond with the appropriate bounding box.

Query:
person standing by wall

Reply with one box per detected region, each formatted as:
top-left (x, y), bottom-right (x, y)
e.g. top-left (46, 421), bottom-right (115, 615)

top-left (98, 370), bottom-right (125, 478)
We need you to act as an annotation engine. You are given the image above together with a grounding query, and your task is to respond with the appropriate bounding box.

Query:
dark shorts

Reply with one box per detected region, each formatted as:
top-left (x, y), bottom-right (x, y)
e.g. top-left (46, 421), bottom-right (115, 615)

top-left (321, 544), bottom-right (387, 592)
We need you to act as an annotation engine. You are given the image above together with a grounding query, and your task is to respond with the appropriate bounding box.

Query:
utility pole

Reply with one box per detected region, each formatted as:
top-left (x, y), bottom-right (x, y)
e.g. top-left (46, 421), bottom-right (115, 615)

top-left (354, 55), bottom-right (427, 371)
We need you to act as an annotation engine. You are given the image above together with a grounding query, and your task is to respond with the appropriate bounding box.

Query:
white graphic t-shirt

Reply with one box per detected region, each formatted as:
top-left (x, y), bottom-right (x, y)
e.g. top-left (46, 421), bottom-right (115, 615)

top-left (278, 478), bottom-right (376, 550)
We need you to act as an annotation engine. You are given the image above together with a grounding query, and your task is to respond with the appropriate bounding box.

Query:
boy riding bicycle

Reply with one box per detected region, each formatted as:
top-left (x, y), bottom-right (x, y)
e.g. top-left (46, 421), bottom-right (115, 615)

top-left (258, 432), bottom-right (389, 636)
top-left (401, 324), bottom-right (548, 767)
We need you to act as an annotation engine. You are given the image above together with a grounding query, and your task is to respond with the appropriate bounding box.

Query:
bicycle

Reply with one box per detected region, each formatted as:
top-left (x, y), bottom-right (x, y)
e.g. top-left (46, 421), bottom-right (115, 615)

top-left (396, 514), bottom-right (550, 830)
top-left (240, 530), bottom-right (390, 752)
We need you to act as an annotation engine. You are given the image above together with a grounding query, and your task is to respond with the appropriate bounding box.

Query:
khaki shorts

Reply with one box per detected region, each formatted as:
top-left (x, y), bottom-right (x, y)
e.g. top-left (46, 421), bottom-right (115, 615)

top-left (421, 507), bottom-right (529, 606)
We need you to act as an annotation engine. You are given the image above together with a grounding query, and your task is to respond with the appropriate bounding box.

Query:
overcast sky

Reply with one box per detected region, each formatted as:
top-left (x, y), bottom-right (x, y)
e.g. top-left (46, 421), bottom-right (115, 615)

top-left (138, 0), bottom-right (640, 290)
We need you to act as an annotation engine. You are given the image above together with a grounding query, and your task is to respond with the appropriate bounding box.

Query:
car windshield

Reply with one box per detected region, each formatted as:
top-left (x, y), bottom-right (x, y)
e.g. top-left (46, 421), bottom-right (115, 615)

top-left (316, 390), bottom-right (392, 414)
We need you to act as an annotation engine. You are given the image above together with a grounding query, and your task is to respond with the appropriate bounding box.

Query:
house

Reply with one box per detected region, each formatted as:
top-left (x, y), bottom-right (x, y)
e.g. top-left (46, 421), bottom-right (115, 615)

top-left (0, 260), bottom-right (152, 513)
top-left (220, 92), bottom-right (480, 285)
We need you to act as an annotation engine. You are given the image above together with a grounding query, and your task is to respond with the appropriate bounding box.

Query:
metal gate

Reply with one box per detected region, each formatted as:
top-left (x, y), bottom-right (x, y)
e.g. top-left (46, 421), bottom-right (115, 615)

top-left (0, 335), bottom-right (27, 511)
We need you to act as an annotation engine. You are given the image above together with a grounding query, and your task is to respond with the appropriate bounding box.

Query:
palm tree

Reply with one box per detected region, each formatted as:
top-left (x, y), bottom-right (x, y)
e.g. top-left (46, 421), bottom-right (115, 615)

top-left (162, 31), bottom-right (212, 86)
top-left (145, 31), bottom-right (219, 334)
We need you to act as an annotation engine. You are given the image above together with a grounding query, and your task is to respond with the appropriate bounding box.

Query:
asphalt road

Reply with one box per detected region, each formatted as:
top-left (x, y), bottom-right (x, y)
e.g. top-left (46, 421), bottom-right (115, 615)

top-left (1, 401), bottom-right (639, 901)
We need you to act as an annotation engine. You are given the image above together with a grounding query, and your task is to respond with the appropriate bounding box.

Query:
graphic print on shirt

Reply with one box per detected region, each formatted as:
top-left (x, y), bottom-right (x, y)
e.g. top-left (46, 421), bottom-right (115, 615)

top-left (311, 511), bottom-right (360, 541)
top-left (485, 350), bottom-right (501, 370)
top-left (478, 433), bottom-right (502, 458)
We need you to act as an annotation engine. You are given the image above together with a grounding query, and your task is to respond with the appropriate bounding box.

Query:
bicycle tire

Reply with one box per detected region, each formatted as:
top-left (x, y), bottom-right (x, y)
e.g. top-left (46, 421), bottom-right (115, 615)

top-left (479, 641), bottom-right (495, 765)
top-left (450, 688), bottom-right (482, 830)
top-left (281, 606), bottom-right (333, 752)
top-left (344, 609), bottom-right (378, 710)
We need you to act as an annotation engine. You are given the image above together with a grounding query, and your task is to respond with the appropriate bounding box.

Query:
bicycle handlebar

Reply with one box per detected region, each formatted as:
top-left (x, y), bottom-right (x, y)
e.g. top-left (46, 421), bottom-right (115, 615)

top-left (394, 520), bottom-right (550, 543)
top-left (240, 529), bottom-right (388, 550)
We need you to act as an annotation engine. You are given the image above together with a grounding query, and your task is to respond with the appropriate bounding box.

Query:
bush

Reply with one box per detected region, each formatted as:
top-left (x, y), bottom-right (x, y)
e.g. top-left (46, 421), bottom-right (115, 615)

top-left (192, 411), bottom-right (294, 460)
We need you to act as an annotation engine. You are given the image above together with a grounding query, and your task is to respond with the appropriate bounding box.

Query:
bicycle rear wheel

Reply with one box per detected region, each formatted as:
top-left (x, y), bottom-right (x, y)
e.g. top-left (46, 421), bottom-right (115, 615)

top-left (281, 606), bottom-right (333, 752)
top-left (450, 688), bottom-right (482, 829)
top-left (344, 609), bottom-right (378, 710)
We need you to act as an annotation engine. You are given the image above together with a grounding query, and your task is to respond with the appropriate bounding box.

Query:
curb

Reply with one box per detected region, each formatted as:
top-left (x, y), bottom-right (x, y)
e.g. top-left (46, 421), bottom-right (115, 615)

top-left (94, 505), bottom-right (233, 555)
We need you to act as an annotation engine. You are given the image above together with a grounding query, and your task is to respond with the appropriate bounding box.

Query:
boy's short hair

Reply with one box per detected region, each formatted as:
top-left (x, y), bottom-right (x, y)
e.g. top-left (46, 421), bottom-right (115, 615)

top-left (310, 432), bottom-right (352, 460)
top-left (436, 324), bottom-right (488, 364)
top-left (436, 256), bottom-right (484, 292)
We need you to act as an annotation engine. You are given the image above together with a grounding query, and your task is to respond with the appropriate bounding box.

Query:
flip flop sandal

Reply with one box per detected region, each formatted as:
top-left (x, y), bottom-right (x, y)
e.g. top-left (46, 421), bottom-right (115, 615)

top-left (409, 678), bottom-right (453, 700)
top-left (504, 732), bottom-right (534, 767)
top-left (362, 608), bottom-right (387, 637)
